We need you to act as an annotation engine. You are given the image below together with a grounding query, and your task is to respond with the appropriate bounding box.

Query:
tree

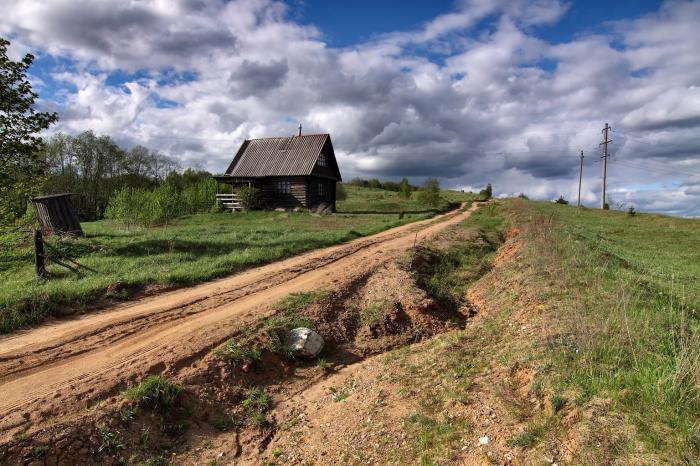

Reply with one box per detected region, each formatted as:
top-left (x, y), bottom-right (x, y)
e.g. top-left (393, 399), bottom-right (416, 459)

top-left (479, 183), bottom-right (492, 200)
top-left (417, 177), bottom-right (441, 207)
top-left (0, 38), bottom-right (58, 223)
top-left (399, 177), bottom-right (411, 199)
top-left (555, 195), bottom-right (569, 205)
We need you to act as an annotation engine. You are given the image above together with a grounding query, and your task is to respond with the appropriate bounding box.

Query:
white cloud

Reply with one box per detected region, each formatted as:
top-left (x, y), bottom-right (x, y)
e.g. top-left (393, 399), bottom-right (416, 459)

top-left (1, 0), bottom-right (699, 215)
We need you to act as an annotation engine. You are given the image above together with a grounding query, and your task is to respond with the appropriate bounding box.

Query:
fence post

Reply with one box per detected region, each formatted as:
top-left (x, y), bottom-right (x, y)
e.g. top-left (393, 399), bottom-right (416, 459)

top-left (34, 228), bottom-right (46, 279)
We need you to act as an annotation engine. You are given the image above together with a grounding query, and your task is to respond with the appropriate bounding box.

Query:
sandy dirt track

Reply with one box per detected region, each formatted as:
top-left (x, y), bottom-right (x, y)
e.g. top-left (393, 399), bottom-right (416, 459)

top-left (0, 203), bottom-right (479, 438)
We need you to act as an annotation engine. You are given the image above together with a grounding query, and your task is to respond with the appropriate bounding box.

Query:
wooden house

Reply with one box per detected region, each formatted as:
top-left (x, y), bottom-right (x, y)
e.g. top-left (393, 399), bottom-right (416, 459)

top-left (214, 133), bottom-right (342, 212)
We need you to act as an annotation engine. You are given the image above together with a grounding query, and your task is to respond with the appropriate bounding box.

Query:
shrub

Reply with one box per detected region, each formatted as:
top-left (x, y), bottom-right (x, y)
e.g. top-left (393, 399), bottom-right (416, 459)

top-left (123, 375), bottom-right (182, 413)
top-left (627, 206), bottom-right (636, 216)
top-left (417, 178), bottom-right (441, 207)
top-left (235, 186), bottom-right (262, 210)
top-left (479, 183), bottom-right (492, 200)
top-left (554, 195), bottom-right (569, 205)
top-left (399, 177), bottom-right (412, 199)
top-left (336, 182), bottom-right (347, 201)
top-left (517, 193), bottom-right (529, 200)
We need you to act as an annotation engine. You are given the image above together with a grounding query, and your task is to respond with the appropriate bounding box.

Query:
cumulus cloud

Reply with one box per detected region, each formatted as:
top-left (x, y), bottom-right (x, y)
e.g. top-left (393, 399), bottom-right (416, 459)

top-left (1, 0), bottom-right (699, 215)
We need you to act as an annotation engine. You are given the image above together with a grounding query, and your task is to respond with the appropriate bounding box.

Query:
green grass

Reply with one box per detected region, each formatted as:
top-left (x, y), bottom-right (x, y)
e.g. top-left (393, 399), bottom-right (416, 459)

top-left (509, 200), bottom-right (700, 461)
top-left (242, 386), bottom-right (271, 426)
top-left (0, 190), bottom-right (445, 333)
top-left (337, 185), bottom-right (476, 213)
top-left (212, 339), bottom-right (262, 370)
top-left (123, 375), bottom-right (182, 413)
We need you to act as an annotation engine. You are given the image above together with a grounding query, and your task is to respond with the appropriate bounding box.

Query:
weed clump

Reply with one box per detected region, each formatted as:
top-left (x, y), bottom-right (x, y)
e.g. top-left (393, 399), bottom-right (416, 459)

top-left (213, 339), bottom-right (262, 370)
top-left (123, 375), bottom-right (182, 413)
top-left (242, 386), bottom-right (271, 427)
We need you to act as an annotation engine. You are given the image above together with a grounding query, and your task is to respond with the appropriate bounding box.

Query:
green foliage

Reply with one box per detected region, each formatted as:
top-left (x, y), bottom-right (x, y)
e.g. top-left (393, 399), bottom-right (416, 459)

top-left (213, 339), bottom-right (262, 370)
top-left (123, 375), bottom-right (182, 413)
top-left (335, 182), bottom-right (347, 201)
top-left (242, 386), bottom-right (271, 426)
top-left (479, 183), bottom-right (493, 200)
top-left (554, 195), bottom-right (569, 205)
top-left (315, 357), bottom-right (332, 371)
top-left (97, 424), bottom-right (125, 453)
top-left (507, 431), bottom-right (536, 448)
top-left (416, 178), bottom-right (441, 207)
top-left (627, 206), bottom-right (636, 216)
top-left (29, 445), bottom-right (49, 459)
top-left (235, 185), bottom-right (262, 211)
top-left (517, 193), bottom-right (529, 200)
top-left (399, 177), bottom-right (412, 199)
top-left (106, 178), bottom-right (217, 227)
top-left (0, 38), bottom-right (58, 224)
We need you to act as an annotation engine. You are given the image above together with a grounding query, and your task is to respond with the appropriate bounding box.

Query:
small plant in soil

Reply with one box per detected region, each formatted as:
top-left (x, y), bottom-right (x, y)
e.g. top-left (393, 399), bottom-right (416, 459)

top-left (507, 431), bottom-right (536, 448)
top-left (29, 444), bottom-right (49, 459)
top-left (549, 393), bottom-right (566, 414)
top-left (119, 405), bottom-right (138, 423)
top-left (361, 300), bottom-right (392, 330)
top-left (315, 357), bottom-right (333, 372)
top-left (97, 423), bottom-right (125, 453)
top-left (213, 339), bottom-right (262, 370)
top-left (212, 415), bottom-right (236, 431)
top-left (123, 375), bottom-right (182, 413)
top-left (242, 386), bottom-right (271, 426)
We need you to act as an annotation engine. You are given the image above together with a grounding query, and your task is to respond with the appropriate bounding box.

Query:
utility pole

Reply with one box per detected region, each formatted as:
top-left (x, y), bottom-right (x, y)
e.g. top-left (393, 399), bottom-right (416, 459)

top-left (600, 123), bottom-right (612, 209)
top-left (577, 150), bottom-right (584, 207)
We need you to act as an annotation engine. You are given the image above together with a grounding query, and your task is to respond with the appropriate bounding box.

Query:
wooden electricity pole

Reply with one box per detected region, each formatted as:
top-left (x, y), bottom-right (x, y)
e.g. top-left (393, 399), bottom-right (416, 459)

top-left (600, 123), bottom-right (612, 209)
top-left (577, 150), bottom-right (584, 207)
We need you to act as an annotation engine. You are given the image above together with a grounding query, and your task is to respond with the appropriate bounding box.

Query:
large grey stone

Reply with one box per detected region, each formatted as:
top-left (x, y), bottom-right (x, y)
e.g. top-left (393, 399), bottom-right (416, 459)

top-left (284, 327), bottom-right (324, 358)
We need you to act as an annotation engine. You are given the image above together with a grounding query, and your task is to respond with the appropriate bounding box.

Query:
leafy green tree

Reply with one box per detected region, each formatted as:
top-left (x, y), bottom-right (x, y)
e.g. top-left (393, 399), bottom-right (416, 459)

top-left (417, 177), bottom-right (441, 207)
top-left (479, 183), bottom-right (492, 200)
top-left (0, 38), bottom-right (58, 223)
top-left (399, 177), bottom-right (411, 199)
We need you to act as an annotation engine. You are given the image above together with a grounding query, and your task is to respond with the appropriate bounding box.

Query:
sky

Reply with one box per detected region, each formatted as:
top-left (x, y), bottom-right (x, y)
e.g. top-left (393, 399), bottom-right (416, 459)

top-left (2, 0), bottom-right (700, 216)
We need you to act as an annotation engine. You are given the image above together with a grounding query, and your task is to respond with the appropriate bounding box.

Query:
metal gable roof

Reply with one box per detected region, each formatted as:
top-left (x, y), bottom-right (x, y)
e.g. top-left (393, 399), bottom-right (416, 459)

top-left (226, 133), bottom-right (337, 178)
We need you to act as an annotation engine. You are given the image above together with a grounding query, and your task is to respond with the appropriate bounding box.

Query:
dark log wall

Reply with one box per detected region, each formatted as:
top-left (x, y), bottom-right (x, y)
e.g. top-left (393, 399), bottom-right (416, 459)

top-left (259, 177), bottom-right (308, 209)
top-left (308, 177), bottom-right (335, 211)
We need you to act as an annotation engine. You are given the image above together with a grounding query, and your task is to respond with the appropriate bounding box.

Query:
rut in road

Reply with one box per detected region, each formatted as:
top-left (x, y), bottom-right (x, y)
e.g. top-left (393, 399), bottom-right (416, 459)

top-left (0, 203), bottom-right (479, 437)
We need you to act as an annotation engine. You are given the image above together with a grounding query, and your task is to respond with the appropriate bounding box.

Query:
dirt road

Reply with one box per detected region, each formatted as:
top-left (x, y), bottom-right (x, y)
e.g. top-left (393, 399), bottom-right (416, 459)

top-left (0, 203), bottom-right (479, 438)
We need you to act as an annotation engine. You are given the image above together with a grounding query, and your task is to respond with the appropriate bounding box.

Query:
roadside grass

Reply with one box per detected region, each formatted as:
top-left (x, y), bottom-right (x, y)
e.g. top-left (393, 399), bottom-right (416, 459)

top-left (506, 200), bottom-right (700, 461)
top-left (242, 386), bottom-right (271, 427)
top-left (337, 185), bottom-right (476, 213)
top-left (408, 204), bottom-right (504, 311)
top-left (0, 199), bottom-right (436, 333)
top-left (212, 339), bottom-right (262, 371)
top-left (377, 204), bottom-right (505, 463)
top-left (123, 375), bottom-right (182, 413)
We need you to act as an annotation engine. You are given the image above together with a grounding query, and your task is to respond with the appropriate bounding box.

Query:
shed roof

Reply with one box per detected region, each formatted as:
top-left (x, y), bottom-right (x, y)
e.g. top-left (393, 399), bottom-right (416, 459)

top-left (224, 133), bottom-right (340, 180)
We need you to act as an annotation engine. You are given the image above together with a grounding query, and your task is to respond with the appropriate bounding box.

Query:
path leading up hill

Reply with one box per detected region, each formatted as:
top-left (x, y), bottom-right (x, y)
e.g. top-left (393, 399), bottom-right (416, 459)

top-left (0, 203), bottom-right (479, 439)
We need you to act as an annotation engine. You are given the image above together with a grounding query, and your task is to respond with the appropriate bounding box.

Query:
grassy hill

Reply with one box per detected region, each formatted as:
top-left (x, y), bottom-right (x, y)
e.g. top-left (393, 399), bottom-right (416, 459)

top-left (0, 186), bottom-right (473, 333)
top-left (337, 184), bottom-right (476, 213)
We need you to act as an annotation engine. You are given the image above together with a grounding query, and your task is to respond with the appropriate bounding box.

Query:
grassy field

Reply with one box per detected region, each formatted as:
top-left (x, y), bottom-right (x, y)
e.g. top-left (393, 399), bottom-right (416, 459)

top-left (337, 185), bottom-right (477, 213)
top-left (372, 200), bottom-right (699, 463)
top-left (519, 201), bottom-right (700, 460)
top-left (0, 187), bottom-right (470, 333)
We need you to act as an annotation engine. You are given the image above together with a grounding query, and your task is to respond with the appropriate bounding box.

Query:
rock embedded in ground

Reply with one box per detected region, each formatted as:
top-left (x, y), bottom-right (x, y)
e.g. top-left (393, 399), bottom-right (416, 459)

top-left (284, 328), bottom-right (324, 358)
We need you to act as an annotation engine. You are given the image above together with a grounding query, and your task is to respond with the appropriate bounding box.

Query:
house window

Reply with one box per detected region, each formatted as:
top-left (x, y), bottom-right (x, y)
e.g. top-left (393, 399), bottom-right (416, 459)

top-left (276, 179), bottom-right (291, 194)
top-left (318, 153), bottom-right (327, 167)
top-left (318, 182), bottom-right (325, 197)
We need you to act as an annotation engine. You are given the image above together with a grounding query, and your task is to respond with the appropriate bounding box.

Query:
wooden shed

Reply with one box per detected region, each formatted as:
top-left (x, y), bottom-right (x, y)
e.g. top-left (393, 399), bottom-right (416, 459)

top-left (213, 133), bottom-right (342, 212)
top-left (31, 193), bottom-right (84, 236)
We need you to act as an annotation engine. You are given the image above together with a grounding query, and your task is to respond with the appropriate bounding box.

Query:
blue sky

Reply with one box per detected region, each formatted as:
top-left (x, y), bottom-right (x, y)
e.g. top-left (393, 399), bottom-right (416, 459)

top-left (2, 0), bottom-right (700, 215)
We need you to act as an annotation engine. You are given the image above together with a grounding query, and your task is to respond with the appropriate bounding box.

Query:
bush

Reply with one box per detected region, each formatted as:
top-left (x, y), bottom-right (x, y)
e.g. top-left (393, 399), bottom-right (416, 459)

top-left (517, 193), bottom-right (529, 200)
top-left (235, 186), bottom-right (261, 210)
top-left (123, 375), bottom-right (182, 413)
top-left (399, 177), bottom-right (412, 199)
top-left (554, 196), bottom-right (569, 205)
top-left (627, 206), bottom-right (636, 216)
top-left (417, 178), bottom-right (441, 207)
top-left (336, 183), bottom-right (347, 201)
top-left (479, 183), bottom-right (492, 200)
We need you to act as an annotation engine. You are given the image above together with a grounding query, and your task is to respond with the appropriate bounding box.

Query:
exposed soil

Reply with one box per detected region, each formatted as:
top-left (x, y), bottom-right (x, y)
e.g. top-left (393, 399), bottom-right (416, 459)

top-left (0, 203), bottom-right (482, 465)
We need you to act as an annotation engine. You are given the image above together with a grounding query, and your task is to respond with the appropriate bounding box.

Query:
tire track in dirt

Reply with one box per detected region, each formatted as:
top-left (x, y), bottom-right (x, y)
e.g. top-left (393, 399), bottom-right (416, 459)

top-left (0, 203), bottom-right (480, 437)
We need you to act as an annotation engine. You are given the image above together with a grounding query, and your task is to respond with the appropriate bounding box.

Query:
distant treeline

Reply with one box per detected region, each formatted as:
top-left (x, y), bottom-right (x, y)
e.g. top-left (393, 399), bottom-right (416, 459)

top-left (30, 131), bottom-right (217, 222)
top-left (347, 177), bottom-right (419, 192)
